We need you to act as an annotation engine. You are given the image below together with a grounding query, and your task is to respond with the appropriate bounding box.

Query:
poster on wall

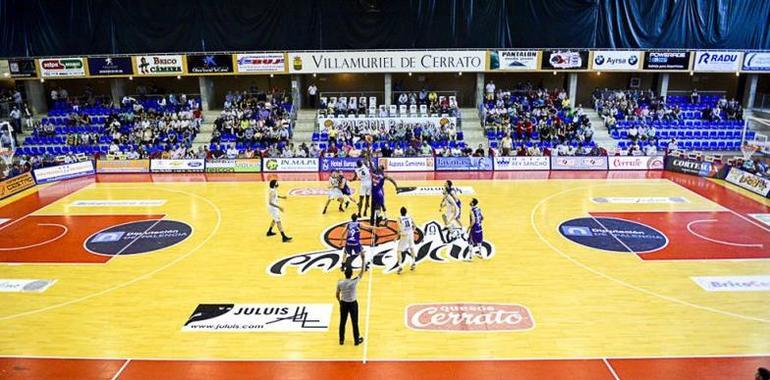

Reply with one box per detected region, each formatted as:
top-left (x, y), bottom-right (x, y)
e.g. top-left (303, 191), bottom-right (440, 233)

top-left (87, 57), bottom-right (134, 76)
top-left (693, 51), bottom-right (742, 72)
top-left (235, 53), bottom-right (286, 73)
top-left (489, 50), bottom-right (538, 70)
top-left (540, 50), bottom-right (589, 70)
top-left (288, 50), bottom-right (486, 73)
top-left (8, 58), bottom-right (37, 78)
top-left (742, 52), bottom-right (770, 72)
top-left (643, 52), bottom-right (691, 70)
top-left (591, 51), bottom-right (642, 71)
top-left (39, 57), bottom-right (87, 78)
top-left (134, 55), bottom-right (184, 76)
top-left (186, 54), bottom-right (234, 74)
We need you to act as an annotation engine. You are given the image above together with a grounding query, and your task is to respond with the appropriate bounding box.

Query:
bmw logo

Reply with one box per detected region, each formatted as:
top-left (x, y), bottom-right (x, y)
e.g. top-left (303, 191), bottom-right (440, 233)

top-left (594, 55), bottom-right (605, 65)
top-left (629, 55), bottom-right (638, 65)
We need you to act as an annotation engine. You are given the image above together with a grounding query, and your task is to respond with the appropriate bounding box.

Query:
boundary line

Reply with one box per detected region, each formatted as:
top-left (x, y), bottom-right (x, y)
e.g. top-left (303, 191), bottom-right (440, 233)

top-left (603, 358), bottom-right (621, 380)
top-left (110, 359), bottom-right (131, 380)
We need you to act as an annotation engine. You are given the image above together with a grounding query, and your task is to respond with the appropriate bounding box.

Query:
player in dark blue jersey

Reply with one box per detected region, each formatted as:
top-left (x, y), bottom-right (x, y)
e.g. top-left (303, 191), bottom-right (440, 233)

top-left (466, 198), bottom-right (484, 262)
top-left (341, 213), bottom-right (373, 271)
top-left (369, 164), bottom-right (398, 227)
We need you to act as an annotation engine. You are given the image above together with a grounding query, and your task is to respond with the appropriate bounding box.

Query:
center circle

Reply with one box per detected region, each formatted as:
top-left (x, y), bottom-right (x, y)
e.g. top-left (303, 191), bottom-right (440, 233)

top-left (85, 220), bottom-right (192, 255)
top-left (559, 217), bottom-right (668, 253)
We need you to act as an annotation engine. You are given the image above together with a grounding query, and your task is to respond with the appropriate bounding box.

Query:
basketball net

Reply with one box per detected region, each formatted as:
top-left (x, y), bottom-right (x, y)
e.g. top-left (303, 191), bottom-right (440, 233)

top-left (0, 122), bottom-right (16, 178)
top-left (741, 142), bottom-right (759, 161)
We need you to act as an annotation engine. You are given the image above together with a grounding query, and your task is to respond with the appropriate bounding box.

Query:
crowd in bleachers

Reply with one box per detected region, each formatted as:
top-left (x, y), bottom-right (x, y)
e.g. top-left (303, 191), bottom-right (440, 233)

top-left (595, 88), bottom-right (751, 153)
top-left (482, 85), bottom-right (598, 157)
top-left (209, 91), bottom-right (293, 154)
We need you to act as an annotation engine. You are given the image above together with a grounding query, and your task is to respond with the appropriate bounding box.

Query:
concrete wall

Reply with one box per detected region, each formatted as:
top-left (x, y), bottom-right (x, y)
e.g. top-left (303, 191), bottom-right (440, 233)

top-left (668, 73), bottom-right (740, 98)
top-left (42, 78), bottom-right (112, 99)
top-left (209, 75), bottom-right (291, 107)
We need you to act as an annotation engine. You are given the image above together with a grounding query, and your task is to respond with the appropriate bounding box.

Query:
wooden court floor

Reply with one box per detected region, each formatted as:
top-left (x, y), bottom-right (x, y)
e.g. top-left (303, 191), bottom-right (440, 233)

top-left (0, 171), bottom-right (768, 379)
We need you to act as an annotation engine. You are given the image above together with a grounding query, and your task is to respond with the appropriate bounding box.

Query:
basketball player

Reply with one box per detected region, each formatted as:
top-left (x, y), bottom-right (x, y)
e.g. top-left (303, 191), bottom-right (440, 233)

top-left (340, 213), bottom-right (372, 272)
top-left (353, 160), bottom-right (372, 217)
top-left (466, 198), bottom-right (484, 261)
top-left (370, 164), bottom-right (398, 227)
top-left (396, 207), bottom-right (417, 274)
top-left (323, 171), bottom-right (345, 214)
top-left (443, 180), bottom-right (463, 229)
top-left (266, 179), bottom-right (292, 242)
top-left (337, 170), bottom-right (357, 208)
top-left (440, 187), bottom-right (461, 232)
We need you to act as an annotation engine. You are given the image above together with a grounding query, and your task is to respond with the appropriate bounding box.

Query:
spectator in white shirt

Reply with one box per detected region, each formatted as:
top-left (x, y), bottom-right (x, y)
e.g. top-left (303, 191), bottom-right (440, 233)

top-left (308, 84), bottom-right (318, 108)
top-left (226, 146), bottom-right (239, 159)
top-left (485, 81), bottom-right (495, 98)
top-left (644, 144), bottom-right (657, 156)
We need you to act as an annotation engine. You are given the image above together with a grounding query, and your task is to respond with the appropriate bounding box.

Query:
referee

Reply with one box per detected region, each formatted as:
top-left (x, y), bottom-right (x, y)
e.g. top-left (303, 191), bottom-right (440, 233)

top-left (336, 262), bottom-right (366, 346)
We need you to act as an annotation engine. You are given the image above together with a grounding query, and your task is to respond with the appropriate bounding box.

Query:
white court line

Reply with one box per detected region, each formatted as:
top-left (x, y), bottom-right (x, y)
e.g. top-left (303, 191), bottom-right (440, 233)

top-left (603, 358), bottom-right (621, 380)
top-left (0, 223), bottom-right (68, 251)
top-left (362, 240), bottom-right (375, 363)
top-left (114, 219), bottom-right (164, 257)
top-left (110, 359), bottom-right (131, 380)
top-left (686, 219), bottom-right (764, 248)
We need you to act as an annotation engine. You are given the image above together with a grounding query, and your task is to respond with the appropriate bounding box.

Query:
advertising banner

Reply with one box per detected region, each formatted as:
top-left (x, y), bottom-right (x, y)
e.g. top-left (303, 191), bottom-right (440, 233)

top-left (380, 157), bottom-right (435, 172)
top-left (150, 159), bottom-right (205, 173)
top-left (541, 50), bottom-right (589, 70)
top-left (204, 159), bottom-right (262, 173)
top-left (235, 53), bottom-right (286, 73)
top-left (493, 156), bottom-right (550, 171)
top-left (608, 156), bottom-right (664, 171)
top-left (591, 51), bottom-right (642, 71)
top-left (0, 279), bottom-right (56, 293)
top-left (186, 54), bottom-right (234, 74)
top-left (134, 55), bottom-right (184, 76)
top-left (664, 156), bottom-right (723, 178)
top-left (8, 58), bottom-right (38, 78)
top-left (87, 57), bottom-right (134, 76)
top-left (435, 157), bottom-right (493, 171)
top-left (551, 156), bottom-right (608, 171)
top-left (489, 50), bottom-right (538, 71)
top-left (183, 304), bottom-right (332, 332)
top-left (724, 167), bottom-right (770, 197)
top-left (742, 52), bottom-right (770, 72)
top-left (319, 116), bottom-right (456, 132)
top-left (0, 60), bottom-right (9, 77)
top-left (0, 172), bottom-right (36, 199)
top-left (33, 161), bottom-right (95, 184)
top-left (693, 51), bottom-right (742, 72)
top-left (288, 50), bottom-right (487, 73)
top-left (319, 157), bottom-right (375, 172)
top-left (643, 51), bottom-right (691, 70)
top-left (262, 158), bottom-right (319, 172)
top-left (96, 160), bottom-right (150, 173)
top-left (39, 57), bottom-right (87, 78)
top-left (692, 276), bottom-right (770, 292)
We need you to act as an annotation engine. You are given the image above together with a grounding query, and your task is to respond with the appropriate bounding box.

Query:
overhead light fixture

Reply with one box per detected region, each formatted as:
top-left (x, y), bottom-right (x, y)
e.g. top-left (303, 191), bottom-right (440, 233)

top-left (40, 78), bottom-right (45, 83)
top-left (553, 71), bottom-right (557, 75)
top-left (458, 72), bottom-right (462, 76)
top-left (312, 73), bottom-right (317, 77)
top-left (270, 74), bottom-right (274, 78)
top-left (408, 72), bottom-right (413, 76)
top-left (689, 71), bottom-right (694, 76)
top-left (128, 76), bottom-right (133, 81)
top-left (596, 71), bottom-right (601, 75)
top-left (176, 75), bottom-right (181, 80)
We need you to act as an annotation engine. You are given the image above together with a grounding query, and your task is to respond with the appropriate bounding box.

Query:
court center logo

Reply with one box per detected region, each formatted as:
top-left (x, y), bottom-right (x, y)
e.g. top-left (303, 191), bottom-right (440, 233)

top-left (268, 220), bottom-right (495, 275)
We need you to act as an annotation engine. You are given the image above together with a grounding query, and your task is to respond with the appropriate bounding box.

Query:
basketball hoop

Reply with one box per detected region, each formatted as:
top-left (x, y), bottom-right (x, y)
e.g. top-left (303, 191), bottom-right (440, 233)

top-left (0, 148), bottom-right (15, 178)
top-left (741, 142), bottom-right (759, 161)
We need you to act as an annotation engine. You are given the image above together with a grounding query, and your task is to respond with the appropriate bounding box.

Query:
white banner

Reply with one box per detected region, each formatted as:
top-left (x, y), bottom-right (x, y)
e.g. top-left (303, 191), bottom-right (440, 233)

top-left (591, 51), bottom-right (642, 71)
top-left (693, 51), bottom-right (743, 72)
top-left (742, 52), bottom-right (770, 72)
top-left (33, 161), bottom-right (95, 184)
top-left (262, 158), bottom-right (319, 172)
top-left (236, 53), bottom-right (286, 73)
top-left (396, 186), bottom-right (475, 196)
top-left (492, 50), bottom-right (538, 70)
top-left (70, 200), bottom-right (166, 207)
top-left (0, 279), bottom-right (56, 293)
top-left (319, 116), bottom-right (456, 132)
top-left (493, 156), bottom-right (550, 171)
top-left (183, 304), bottom-right (332, 332)
top-left (551, 156), bottom-right (608, 171)
top-left (725, 167), bottom-right (770, 197)
top-left (288, 50), bottom-right (487, 73)
top-left (39, 57), bottom-right (86, 77)
top-left (380, 157), bottom-right (435, 172)
top-left (692, 276), bottom-right (770, 292)
top-left (135, 55), bottom-right (184, 76)
top-left (608, 156), bottom-right (664, 170)
top-left (150, 159), bottom-right (205, 173)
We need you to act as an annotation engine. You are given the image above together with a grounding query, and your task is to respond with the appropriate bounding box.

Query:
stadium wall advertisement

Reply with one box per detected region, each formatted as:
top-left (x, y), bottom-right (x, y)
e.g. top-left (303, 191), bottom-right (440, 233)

top-left (262, 158), bottom-right (319, 172)
top-left (724, 167), bottom-right (770, 198)
top-left (204, 159), bottom-right (262, 173)
top-left (540, 50), bottom-right (589, 70)
top-left (319, 157), bottom-right (374, 172)
top-left (435, 157), bottom-right (493, 171)
top-left (96, 160), bottom-right (150, 173)
top-left (493, 156), bottom-right (550, 171)
top-left (0, 172), bottom-right (36, 200)
top-left (742, 52), bottom-right (770, 72)
top-left (608, 156), bottom-right (664, 170)
top-left (590, 51), bottom-right (642, 71)
top-left (8, 58), bottom-right (37, 78)
top-left (235, 53), bottom-right (286, 73)
top-left (489, 50), bottom-right (539, 71)
top-left (380, 157), bottom-right (435, 172)
top-left (551, 156), bottom-right (608, 170)
top-left (33, 161), bottom-right (95, 183)
top-left (288, 50), bottom-right (487, 73)
top-left (87, 57), bottom-right (134, 76)
top-left (134, 55), bottom-right (185, 76)
top-left (319, 116), bottom-right (456, 132)
top-left (150, 159), bottom-right (205, 173)
top-left (693, 51), bottom-right (742, 72)
top-left (643, 52), bottom-right (691, 70)
top-left (664, 156), bottom-right (723, 178)
top-left (186, 54), bottom-right (234, 74)
top-left (39, 57), bottom-right (87, 78)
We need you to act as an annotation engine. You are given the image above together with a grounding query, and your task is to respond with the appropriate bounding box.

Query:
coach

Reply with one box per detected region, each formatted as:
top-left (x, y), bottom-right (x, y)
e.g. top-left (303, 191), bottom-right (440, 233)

top-left (336, 262), bottom-right (366, 346)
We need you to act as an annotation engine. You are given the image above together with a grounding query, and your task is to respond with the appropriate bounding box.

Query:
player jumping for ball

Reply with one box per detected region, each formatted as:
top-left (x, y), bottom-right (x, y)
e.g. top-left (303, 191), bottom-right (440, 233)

top-left (396, 207), bottom-right (417, 274)
top-left (466, 198), bottom-right (484, 261)
top-left (340, 213), bottom-right (373, 272)
top-left (370, 164), bottom-right (398, 227)
top-left (441, 180), bottom-right (463, 231)
top-left (266, 179), bottom-right (292, 242)
top-left (353, 160), bottom-right (372, 217)
top-left (323, 171), bottom-right (346, 214)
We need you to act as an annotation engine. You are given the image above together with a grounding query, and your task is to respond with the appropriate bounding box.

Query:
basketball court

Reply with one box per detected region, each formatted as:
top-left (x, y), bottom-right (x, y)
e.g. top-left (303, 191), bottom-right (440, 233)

top-left (0, 171), bottom-right (769, 379)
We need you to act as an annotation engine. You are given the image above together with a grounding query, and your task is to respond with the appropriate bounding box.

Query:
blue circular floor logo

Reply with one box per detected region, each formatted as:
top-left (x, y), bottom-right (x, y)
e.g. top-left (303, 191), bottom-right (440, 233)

top-left (559, 217), bottom-right (667, 253)
top-left (85, 220), bottom-right (192, 255)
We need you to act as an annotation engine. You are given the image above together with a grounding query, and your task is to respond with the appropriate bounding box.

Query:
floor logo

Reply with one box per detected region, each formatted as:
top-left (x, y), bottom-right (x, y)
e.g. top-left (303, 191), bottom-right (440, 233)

top-left (405, 303), bottom-right (534, 331)
top-left (269, 219), bottom-right (495, 275)
top-left (85, 220), bottom-right (192, 255)
top-left (182, 303), bottom-right (332, 332)
top-left (559, 217), bottom-right (668, 253)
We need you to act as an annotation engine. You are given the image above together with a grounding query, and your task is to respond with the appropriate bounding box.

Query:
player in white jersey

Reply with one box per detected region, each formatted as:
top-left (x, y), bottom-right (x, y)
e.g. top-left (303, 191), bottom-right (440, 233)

top-left (395, 207), bottom-right (417, 274)
top-left (353, 160), bottom-right (372, 217)
top-left (440, 180), bottom-right (462, 232)
top-left (266, 179), bottom-right (292, 242)
top-left (323, 171), bottom-right (346, 214)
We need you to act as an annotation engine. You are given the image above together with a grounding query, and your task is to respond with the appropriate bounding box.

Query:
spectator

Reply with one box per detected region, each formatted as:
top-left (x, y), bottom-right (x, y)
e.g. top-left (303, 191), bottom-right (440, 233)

top-left (307, 83), bottom-right (318, 108)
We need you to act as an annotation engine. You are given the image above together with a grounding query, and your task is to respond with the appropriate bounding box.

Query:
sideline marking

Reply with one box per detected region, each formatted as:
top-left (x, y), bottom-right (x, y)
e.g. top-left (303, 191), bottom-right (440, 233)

top-left (111, 359), bottom-right (131, 380)
top-left (0, 223), bottom-right (68, 251)
top-left (603, 358), bottom-right (621, 380)
top-left (686, 219), bottom-right (764, 248)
